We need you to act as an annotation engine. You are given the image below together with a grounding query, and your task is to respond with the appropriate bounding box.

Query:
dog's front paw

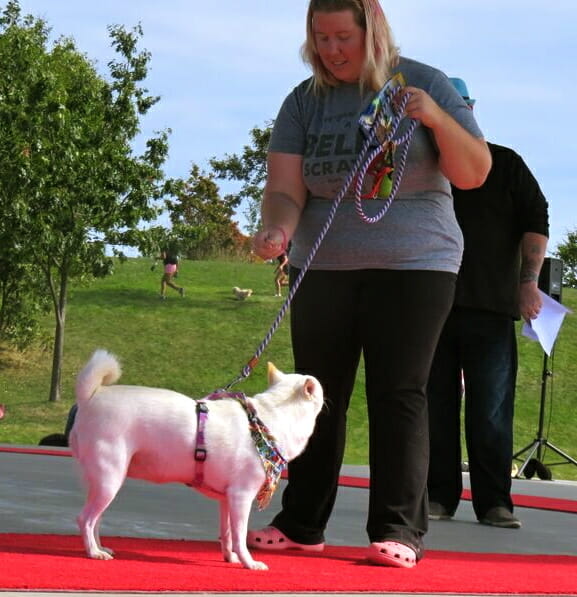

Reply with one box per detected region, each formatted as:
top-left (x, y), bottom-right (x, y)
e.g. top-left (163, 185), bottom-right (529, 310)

top-left (223, 551), bottom-right (267, 570)
top-left (89, 548), bottom-right (114, 560)
top-left (224, 552), bottom-right (241, 564)
top-left (246, 560), bottom-right (268, 571)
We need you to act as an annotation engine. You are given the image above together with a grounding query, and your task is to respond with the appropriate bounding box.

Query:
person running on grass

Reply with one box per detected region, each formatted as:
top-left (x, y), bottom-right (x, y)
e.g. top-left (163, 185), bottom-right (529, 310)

top-left (155, 249), bottom-right (184, 299)
top-left (274, 251), bottom-right (290, 296)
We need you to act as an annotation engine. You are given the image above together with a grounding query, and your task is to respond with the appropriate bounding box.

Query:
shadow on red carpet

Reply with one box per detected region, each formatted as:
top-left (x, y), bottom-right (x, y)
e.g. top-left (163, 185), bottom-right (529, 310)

top-left (3, 447), bottom-right (577, 514)
top-left (1, 533), bottom-right (577, 594)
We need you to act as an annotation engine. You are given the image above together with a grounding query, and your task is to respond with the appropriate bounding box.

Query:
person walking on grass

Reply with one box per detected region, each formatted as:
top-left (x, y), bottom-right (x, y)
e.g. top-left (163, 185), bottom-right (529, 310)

top-left (274, 251), bottom-right (290, 296)
top-left (154, 249), bottom-right (185, 300)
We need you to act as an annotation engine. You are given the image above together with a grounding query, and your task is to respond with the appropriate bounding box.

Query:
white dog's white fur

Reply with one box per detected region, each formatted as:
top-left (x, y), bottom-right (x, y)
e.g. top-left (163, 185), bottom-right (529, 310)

top-left (69, 349), bottom-right (323, 570)
top-left (233, 286), bottom-right (253, 300)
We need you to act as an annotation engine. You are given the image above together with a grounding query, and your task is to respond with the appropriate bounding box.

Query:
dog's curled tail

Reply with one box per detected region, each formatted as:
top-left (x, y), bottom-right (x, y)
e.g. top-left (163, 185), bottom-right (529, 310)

top-left (75, 349), bottom-right (122, 403)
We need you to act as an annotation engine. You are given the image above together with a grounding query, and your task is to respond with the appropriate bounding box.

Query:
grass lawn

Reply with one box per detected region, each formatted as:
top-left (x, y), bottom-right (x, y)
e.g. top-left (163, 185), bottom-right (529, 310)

top-left (1, 258), bottom-right (576, 481)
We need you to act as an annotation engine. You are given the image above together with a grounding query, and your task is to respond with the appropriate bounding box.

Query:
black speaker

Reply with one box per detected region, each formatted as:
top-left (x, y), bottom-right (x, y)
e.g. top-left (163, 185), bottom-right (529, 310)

top-left (538, 257), bottom-right (563, 301)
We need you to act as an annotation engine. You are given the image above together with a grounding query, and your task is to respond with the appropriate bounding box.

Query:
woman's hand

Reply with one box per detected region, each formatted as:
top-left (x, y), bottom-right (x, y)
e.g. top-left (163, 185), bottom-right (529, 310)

top-left (252, 152), bottom-right (307, 260)
top-left (400, 86), bottom-right (444, 129)
top-left (399, 86), bottom-right (491, 189)
top-left (253, 227), bottom-right (287, 260)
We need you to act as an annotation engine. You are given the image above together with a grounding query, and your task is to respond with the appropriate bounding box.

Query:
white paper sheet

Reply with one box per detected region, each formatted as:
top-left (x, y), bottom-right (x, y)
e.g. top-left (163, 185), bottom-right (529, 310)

top-left (521, 290), bottom-right (572, 355)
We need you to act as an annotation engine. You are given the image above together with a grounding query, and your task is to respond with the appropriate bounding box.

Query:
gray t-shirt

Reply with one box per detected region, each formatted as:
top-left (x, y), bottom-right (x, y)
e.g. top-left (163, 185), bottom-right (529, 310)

top-left (269, 57), bottom-right (484, 273)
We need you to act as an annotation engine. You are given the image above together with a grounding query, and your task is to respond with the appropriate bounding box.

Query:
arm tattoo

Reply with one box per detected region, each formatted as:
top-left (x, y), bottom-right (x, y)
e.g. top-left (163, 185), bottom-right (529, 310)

top-left (520, 242), bottom-right (545, 284)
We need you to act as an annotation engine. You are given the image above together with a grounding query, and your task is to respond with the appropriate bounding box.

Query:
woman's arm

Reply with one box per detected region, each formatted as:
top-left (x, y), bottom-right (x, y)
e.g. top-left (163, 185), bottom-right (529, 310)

top-left (253, 152), bottom-right (307, 260)
top-left (402, 86), bottom-right (492, 189)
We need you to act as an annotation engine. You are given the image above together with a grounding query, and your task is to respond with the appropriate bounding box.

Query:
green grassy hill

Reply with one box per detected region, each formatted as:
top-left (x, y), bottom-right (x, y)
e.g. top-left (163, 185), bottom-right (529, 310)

top-left (1, 258), bottom-right (576, 480)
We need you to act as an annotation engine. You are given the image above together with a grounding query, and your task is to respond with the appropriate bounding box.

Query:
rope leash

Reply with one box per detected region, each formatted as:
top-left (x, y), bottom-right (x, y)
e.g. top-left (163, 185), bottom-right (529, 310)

top-left (224, 84), bottom-right (418, 390)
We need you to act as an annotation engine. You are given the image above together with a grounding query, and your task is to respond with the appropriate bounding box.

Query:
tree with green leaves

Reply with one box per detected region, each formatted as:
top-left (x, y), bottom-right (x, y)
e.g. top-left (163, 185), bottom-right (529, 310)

top-left (0, 2), bottom-right (51, 347)
top-left (0, 1), bottom-right (175, 400)
top-left (0, 255), bottom-right (50, 348)
top-left (109, 163), bottom-right (252, 261)
top-left (210, 123), bottom-right (271, 235)
top-left (555, 230), bottom-right (577, 289)
top-left (165, 164), bottom-right (250, 259)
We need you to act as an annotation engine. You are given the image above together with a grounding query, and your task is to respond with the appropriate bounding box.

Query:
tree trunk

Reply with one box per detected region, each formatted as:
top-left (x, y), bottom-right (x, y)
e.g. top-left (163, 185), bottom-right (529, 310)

top-left (48, 272), bottom-right (68, 402)
top-left (0, 282), bottom-right (7, 337)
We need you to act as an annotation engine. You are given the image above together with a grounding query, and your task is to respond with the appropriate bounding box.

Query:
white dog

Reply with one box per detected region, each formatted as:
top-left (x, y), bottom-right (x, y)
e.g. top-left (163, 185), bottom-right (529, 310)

top-left (233, 286), bottom-right (253, 300)
top-left (69, 350), bottom-right (323, 570)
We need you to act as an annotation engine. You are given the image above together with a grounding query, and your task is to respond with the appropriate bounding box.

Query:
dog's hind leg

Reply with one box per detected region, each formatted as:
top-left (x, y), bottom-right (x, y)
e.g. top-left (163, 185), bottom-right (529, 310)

top-left (227, 489), bottom-right (268, 570)
top-left (77, 457), bottom-right (127, 559)
top-left (218, 499), bottom-right (240, 565)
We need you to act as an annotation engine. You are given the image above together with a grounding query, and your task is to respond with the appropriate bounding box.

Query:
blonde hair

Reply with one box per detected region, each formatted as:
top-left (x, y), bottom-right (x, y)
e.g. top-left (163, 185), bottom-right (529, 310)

top-left (301, 0), bottom-right (400, 93)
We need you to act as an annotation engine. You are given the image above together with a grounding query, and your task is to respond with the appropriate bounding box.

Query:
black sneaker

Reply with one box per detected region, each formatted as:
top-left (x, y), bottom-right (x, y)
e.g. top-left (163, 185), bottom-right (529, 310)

top-left (479, 506), bottom-right (521, 529)
top-left (429, 502), bottom-right (453, 520)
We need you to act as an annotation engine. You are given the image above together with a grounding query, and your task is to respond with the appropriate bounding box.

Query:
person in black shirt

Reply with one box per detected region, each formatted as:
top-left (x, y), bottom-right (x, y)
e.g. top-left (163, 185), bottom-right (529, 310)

top-left (427, 78), bottom-right (549, 529)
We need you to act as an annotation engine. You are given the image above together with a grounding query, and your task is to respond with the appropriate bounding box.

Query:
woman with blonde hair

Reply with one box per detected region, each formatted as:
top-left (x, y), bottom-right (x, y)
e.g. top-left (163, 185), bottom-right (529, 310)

top-left (250, 0), bottom-right (490, 567)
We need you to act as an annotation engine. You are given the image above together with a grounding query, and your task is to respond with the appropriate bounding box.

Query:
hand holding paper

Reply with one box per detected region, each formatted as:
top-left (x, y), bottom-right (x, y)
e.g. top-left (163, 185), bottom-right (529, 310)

top-left (521, 290), bottom-right (572, 355)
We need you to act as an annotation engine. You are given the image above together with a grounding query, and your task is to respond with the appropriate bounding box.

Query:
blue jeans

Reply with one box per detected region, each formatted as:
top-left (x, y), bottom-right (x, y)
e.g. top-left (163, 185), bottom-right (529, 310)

top-left (427, 307), bottom-right (516, 519)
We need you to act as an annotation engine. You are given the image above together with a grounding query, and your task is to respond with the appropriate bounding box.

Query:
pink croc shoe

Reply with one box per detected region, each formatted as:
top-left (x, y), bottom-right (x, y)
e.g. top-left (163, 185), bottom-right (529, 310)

top-left (367, 541), bottom-right (417, 568)
top-left (247, 526), bottom-right (324, 552)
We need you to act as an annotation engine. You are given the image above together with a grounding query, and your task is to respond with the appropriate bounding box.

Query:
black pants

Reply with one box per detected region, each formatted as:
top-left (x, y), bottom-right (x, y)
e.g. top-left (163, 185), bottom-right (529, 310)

top-left (271, 268), bottom-right (456, 555)
top-left (427, 307), bottom-right (517, 519)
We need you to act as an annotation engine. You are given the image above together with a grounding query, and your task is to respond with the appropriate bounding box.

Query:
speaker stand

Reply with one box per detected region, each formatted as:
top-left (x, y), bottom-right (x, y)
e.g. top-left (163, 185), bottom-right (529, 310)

top-left (513, 351), bottom-right (577, 480)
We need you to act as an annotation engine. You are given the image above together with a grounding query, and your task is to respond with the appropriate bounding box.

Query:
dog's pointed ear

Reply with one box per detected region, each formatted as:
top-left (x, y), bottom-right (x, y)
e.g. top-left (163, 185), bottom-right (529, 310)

top-left (303, 377), bottom-right (318, 400)
top-left (267, 362), bottom-right (283, 385)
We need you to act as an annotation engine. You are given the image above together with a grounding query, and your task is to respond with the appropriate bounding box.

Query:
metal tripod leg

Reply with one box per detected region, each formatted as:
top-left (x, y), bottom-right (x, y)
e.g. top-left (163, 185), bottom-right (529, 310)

top-left (540, 440), bottom-right (577, 466)
top-left (513, 440), bottom-right (541, 478)
top-left (513, 350), bottom-right (577, 479)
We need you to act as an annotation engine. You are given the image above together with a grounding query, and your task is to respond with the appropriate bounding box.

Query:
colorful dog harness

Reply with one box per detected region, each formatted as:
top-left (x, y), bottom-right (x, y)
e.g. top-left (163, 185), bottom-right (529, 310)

top-left (191, 391), bottom-right (288, 510)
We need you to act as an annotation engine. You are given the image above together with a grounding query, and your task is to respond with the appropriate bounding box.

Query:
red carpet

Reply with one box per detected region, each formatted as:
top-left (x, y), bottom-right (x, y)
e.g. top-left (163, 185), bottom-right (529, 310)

top-left (337, 474), bottom-right (577, 514)
top-left (3, 446), bottom-right (577, 514)
top-left (1, 533), bottom-right (576, 594)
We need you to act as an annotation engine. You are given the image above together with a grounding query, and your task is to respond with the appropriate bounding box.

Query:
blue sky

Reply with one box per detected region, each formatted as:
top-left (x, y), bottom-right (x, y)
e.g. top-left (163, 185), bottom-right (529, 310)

top-left (16, 0), bottom-right (577, 254)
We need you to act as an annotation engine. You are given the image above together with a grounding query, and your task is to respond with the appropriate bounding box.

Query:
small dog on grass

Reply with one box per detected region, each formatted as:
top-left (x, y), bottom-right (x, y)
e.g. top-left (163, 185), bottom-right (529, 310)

top-left (69, 349), bottom-right (324, 570)
top-left (233, 286), bottom-right (253, 300)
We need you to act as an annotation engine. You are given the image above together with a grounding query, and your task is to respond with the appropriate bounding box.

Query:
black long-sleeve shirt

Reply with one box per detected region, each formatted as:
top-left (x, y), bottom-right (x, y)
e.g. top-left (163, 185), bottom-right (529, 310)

top-left (452, 143), bottom-right (549, 319)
